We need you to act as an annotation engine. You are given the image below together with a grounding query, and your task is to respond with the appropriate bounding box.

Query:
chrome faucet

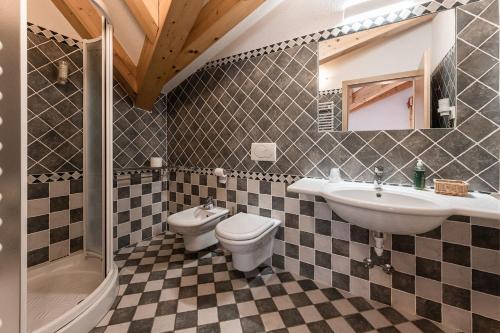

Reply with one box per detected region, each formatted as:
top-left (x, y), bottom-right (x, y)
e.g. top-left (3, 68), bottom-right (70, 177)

top-left (202, 196), bottom-right (214, 210)
top-left (374, 166), bottom-right (384, 190)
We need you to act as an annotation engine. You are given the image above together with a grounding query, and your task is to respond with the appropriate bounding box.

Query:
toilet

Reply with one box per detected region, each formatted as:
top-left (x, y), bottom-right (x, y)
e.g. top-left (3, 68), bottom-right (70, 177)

top-left (215, 213), bottom-right (281, 272)
top-left (167, 206), bottom-right (229, 252)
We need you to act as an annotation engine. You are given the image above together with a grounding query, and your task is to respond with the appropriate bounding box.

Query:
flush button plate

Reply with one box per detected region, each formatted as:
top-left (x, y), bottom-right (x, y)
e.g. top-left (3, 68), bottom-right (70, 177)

top-left (251, 143), bottom-right (277, 162)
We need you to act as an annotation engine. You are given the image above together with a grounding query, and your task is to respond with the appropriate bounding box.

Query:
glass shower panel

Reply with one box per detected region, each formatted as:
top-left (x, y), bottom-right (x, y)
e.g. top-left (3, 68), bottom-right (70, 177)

top-left (0, 1), bottom-right (27, 331)
top-left (83, 38), bottom-right (105, 264)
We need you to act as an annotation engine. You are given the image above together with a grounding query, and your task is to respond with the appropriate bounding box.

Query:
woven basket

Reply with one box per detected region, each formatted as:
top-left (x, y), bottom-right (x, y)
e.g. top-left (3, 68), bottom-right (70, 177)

top-left (434, 179), bottom-right (469, 197)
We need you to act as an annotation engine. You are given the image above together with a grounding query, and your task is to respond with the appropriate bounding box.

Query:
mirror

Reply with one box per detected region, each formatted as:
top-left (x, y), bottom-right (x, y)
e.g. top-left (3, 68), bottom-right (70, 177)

top-left (318, 10), bottom-right (457, 131)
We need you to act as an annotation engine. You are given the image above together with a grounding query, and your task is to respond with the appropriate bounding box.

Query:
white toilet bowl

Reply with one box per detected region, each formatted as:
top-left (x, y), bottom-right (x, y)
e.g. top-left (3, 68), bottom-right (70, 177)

top-left (167, 206), bottom-right (229, 252)
top-left (215, 213), bottom-right (281, 272)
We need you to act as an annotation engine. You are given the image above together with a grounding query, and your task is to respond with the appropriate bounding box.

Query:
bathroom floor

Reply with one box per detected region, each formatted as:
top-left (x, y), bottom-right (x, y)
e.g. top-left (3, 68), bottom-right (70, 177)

top-left (92, 233), bottom-right (455, 333)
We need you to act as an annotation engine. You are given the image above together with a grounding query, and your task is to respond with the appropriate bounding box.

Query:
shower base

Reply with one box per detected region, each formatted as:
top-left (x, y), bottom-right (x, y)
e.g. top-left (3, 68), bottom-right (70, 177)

top-left (27, 253), bottom-right (117, 333)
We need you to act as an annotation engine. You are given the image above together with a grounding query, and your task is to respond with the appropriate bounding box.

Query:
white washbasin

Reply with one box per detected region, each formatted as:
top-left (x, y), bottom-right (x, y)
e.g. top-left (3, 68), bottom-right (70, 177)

top-left (320, 182), bottom-right (452, 234)
top-left (288, 178), bottom-right (500, 235)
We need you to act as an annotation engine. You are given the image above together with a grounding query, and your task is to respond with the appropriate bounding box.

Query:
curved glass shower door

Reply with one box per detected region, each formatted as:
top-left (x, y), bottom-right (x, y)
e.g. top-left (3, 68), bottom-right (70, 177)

top-left (84, 37), bottom-right (105, 274)
top-left (25, 10), bottom-right (117, 333)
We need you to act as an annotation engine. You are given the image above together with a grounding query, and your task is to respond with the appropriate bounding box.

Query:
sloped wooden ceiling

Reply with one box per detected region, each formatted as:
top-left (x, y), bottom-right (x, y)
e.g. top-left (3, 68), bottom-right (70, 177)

top-left (52, 0), bottom-right (265, 111)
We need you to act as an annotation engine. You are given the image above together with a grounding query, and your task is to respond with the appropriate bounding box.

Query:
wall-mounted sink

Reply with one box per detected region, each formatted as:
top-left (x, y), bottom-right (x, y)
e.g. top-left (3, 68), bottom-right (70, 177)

top-left (320, 182), bottom-right (451, 234)
top-left (288, 178), bottom-right (500, 235)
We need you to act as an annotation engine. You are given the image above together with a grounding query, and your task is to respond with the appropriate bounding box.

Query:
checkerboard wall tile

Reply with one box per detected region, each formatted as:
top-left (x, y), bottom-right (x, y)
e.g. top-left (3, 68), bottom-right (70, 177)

top-left (167, 169), bottom-right (500, 332)
top-left (113, 171), bottom-right (169, 252)
top-left (27, 178), bottom-right (84, 267)
top-left (93, 233), bottom-right (461, 333)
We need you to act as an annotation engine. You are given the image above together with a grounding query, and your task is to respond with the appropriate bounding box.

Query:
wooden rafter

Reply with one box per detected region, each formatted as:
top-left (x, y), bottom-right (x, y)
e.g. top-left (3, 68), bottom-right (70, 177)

top-left (350, 80), bottom-right (413, 112)
top-left (134, 0), bottom-right (204, 109)
top-left (124, 0), bottom-right (158, 42)
top-left (134, 0), bottom-right (265, 110)
top-left (319, 14), bottom-right (434, 65)
top-left (51, 0), bottom-right (138, 96)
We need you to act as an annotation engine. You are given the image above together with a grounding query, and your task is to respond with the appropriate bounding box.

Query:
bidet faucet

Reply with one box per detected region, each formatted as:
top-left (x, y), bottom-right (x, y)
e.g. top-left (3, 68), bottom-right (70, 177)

top-left (202, 196), bottom-right (214, 210)
top-left (374, 166), bottom-right (384, 190)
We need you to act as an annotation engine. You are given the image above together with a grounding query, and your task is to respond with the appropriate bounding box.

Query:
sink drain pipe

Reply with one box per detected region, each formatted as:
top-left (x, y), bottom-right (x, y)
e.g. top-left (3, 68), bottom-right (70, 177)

top-left (364, 231), bottom-right (394, 274)
top-left (373, 231), bottom-right (384, 256)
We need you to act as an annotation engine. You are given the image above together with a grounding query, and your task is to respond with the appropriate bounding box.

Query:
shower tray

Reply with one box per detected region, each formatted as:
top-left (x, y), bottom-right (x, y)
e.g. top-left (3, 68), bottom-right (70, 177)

top-left (27, 253), bottom-right (103, 332)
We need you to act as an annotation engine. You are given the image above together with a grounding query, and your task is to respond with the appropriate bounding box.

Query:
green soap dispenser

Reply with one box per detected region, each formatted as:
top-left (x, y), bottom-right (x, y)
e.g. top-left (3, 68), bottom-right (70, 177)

top-left (414, 159), bottom-right (426, 190)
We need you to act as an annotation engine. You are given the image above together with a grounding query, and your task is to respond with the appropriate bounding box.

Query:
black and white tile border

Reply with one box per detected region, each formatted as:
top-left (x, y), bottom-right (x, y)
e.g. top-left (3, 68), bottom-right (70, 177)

top-left (114, 168), bottom-right (169, 177)
top-left (27, 22), bottom-right (82, 49)
top-left (28, 171), bottom-right (83, 184)
top-left (169, 166), bottom-right (302, 184)
top-left (203, 0), bottom-right (481, 69)
top-left (319, 88), bottom-right (342, 96)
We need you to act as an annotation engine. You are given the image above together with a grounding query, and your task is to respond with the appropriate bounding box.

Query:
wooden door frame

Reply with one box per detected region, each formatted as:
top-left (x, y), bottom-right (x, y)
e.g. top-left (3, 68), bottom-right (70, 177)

top-left (341, 70), bottom-right (424, 131)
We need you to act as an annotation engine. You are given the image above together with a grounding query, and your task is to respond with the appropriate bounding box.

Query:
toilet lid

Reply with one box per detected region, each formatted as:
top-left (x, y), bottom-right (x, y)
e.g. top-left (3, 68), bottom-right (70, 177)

top-left (216, 213), bottom-right (278, 241)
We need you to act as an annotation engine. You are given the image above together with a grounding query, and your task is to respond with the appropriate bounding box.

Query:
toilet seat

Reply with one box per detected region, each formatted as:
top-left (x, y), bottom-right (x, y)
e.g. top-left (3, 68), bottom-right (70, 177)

top-left (215, 213), bottom-right (281, 271)
top-left (215, 213), bottom-right (278, 241)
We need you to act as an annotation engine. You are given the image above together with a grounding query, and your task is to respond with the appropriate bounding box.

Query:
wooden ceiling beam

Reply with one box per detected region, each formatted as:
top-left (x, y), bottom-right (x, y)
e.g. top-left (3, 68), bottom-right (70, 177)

top-left (124, 0), bottom-right (158, 42)
top-left (134, 0), bottom-right (265, 110)
top-left (51, 0), bottom-right (138, 95)
top-left (319, 14), bottom-right (435, 65)
top-left (350, 80), bottom-right (413, 112)
top-left (134, 0), bottom-right (205, 110)
top-left (174, 0), bottom-right (265, 71)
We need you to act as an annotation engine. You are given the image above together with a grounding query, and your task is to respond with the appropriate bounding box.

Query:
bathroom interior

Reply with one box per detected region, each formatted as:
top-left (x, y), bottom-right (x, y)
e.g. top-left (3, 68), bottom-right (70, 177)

top-left (0, 0), bottom-right (499, 332)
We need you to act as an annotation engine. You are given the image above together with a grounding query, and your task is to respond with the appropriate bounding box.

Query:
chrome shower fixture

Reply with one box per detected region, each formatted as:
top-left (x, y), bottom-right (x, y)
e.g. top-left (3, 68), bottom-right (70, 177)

top-left (57, 60), bottom-right (69, 85)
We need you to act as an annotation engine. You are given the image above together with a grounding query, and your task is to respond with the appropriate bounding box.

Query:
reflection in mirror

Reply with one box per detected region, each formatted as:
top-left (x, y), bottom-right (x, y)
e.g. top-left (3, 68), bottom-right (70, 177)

top-left (318, 9), bottom-right (457, 131)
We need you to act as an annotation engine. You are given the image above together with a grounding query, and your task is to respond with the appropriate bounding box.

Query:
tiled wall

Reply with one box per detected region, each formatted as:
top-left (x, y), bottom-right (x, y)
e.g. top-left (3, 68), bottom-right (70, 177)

top-left (167, 1), bottom-right (499, 193)
top-left (167, 43), bottom-right (318, 175)
top-left (27, 178), bottom-right (83, 267)
top-left (164, 0), bottom-right (500, 331)
top-left (168, 169), bottom-right (500, 332)
top-left (431, 45), bottom-right (457, 128)
top-left (113, 171), bottom-right (168, 251)
top-left (27, 24), bottom-right (83, 175)
top-left (26, 25), bottom-right (85, 267)
top-left (112, 82), bottom-right (169, 250)
top-left (319, 90), bottom-right (343, 132)
top-left (26, 24), bottom-right (170, 258)
top-left (113, 83), bottom-right (167, 169)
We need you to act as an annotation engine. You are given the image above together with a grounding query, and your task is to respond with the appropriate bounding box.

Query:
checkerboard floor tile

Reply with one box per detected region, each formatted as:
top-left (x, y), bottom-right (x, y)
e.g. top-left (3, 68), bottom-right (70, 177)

top-left (92, 233), bottom-right (456, 333)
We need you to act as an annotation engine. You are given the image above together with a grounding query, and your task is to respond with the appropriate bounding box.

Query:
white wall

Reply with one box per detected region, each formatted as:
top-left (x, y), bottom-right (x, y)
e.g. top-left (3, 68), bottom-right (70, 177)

top-left (213, 0), bottom-right (431, 61)
top-left (319, 21), bottom-right (433, 90)
top-left (319, 10), bottom-right (455, 91)
top-left (27, 0), bottom-right (81, 40)
top-left (213, 0), bottom-right (344, 60)
top-left (349, 87), bottom-right (413, 131)
top-left (101, 0), bottom-right (144, 65)
top-left (431, 9), bottom-right (456, 70)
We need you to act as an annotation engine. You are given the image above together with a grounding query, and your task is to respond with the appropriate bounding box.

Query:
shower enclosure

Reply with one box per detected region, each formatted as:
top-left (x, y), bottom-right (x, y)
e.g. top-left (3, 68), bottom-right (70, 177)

top-left (0, 1), bottom-right (118, 332)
